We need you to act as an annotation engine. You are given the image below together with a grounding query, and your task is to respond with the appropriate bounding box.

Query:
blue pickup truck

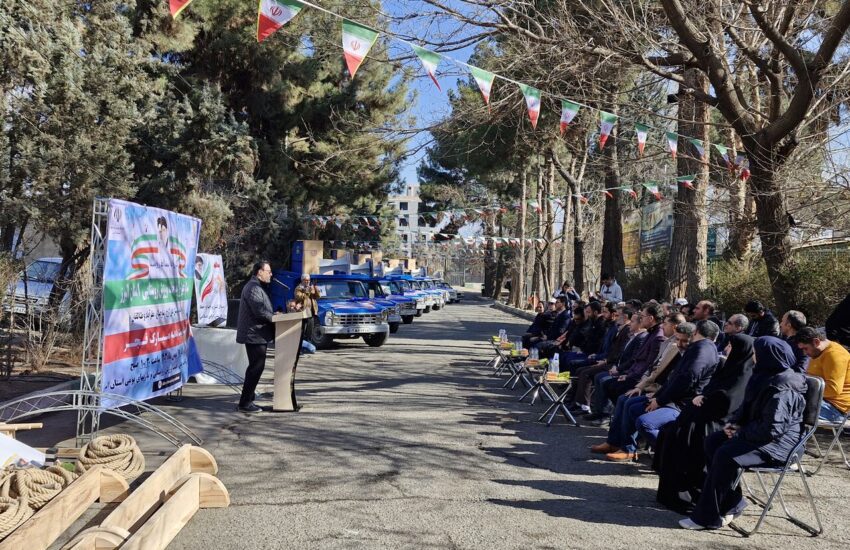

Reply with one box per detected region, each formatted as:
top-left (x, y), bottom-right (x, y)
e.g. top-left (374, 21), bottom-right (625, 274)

top-left (346, 274), bottom-right (418, 328)
top-left (271, 271), bottom-right (390, 349)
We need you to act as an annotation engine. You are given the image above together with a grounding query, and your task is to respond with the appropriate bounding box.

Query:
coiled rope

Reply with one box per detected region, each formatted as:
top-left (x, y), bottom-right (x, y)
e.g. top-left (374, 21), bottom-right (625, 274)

top-left (0, 496), bottom-right (33, 539)
top-left (76, 434), bottom-right (145, 481)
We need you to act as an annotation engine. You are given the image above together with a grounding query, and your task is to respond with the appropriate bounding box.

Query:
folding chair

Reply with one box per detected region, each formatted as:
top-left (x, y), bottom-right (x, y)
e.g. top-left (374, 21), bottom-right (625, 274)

top-left (806, 403), bottom-right (850, 476)
top-left (730, 375), bottom-right (824, 537)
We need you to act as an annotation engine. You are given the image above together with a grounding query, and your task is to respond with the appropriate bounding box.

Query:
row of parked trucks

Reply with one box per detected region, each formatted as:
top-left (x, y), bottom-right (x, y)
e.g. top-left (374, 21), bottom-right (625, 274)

top-left (270, 267), bottom-right (460, 350)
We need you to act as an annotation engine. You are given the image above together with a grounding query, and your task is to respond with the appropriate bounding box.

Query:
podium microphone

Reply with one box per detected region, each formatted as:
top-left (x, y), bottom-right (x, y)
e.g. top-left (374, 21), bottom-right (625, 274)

top-left (272, 277), bottom-right (290, 290)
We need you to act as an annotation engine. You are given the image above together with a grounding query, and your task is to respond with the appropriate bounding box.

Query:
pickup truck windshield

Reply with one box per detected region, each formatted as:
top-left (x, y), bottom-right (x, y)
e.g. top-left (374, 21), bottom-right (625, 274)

top-left (25, 260), bottom-right (62, 283)
top-left (366, 281), bottom-right (387, 298)
top-left (314, 280), bottom-right (368, 300)
top-left (392, 280), bottom-right (411, 292)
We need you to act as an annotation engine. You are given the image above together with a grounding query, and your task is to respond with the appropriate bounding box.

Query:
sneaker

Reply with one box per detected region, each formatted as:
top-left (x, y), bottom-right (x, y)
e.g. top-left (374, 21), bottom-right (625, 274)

top-left (679, 518), bottom-right (708, 530)
top-left (238, 403), bottom-right (262, 414)
top-left (677, 490), bottom-right (693, 504)
top-left (589, 417), bottom-right (610, 428)
top-left (584, 412), bottom-right (606, 421)
top-left (721, 511), bottom-right (742, 526)
top-left (605, 451), bottom-right (637, 462)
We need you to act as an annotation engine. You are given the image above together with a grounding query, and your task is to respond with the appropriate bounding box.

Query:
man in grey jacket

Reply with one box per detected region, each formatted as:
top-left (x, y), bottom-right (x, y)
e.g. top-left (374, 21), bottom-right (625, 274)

top-left (236, 261), bottom-right (275, 413)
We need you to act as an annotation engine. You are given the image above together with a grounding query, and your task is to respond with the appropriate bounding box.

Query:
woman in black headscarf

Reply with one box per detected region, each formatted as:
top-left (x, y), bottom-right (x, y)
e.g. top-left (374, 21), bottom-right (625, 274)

top-left (679, 336), bottom-right (807, 530)
top-left (655, 334), bottom-right (755, 513)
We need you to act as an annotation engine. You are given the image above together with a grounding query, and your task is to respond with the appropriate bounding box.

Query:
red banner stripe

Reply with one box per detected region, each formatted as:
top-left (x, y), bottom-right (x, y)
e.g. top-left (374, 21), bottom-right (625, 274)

top-left (103, 318), bottom-right (190, 364)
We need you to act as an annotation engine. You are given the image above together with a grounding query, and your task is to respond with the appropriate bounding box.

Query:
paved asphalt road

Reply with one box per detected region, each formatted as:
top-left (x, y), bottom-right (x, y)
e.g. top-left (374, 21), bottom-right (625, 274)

top-left (22, 295), bottom-right (850, 549)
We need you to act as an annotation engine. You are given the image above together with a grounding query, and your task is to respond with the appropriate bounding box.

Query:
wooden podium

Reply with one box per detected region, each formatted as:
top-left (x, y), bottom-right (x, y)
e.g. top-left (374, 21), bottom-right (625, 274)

top-left (271, 312), bottom-right (304, 411)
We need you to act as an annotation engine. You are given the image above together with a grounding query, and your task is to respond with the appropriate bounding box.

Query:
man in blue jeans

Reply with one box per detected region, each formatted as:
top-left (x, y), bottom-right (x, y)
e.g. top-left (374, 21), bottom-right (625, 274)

top-left (591, 322), bottom-right (693, 459)
top-left (634, 320), bottom-right (720, 444)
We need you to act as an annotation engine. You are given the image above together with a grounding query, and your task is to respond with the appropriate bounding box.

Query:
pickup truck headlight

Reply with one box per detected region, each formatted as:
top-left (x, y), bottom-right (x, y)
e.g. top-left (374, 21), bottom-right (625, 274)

top-left (381, 309), bottom-right (389, 322)
top-left (325, 311), bottom-right (336, 326)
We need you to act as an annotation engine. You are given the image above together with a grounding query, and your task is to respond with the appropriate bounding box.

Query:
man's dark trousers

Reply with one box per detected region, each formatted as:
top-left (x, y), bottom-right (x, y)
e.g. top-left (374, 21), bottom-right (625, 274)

top-left (240, 343), bottom-right (268, 408)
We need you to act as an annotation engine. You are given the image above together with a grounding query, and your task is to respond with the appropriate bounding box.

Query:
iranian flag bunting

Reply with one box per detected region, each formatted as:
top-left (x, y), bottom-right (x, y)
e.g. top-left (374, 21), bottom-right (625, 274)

top-left (624, 186), bottom-right (638, 199)
top-left (528, 200), bottom-right (542, 213)
top-left (257, 0), bottom-right (303, 43)
top-left (412, 45), bottom-right (442, 91)
top-left (470, 66), bottom-right (496, 108)
top-left (574, 194), bottom-right (589, 204)
top-left (170, 0), bottom-right (194, 17)
top-left (599, 111), bottom-right (618, 149)
top-left (677, 175), bottom-right (696, 190)
top-left (689, 138), bottom-right (706, 160)
top-left (519, 84), bottom-right (542, 129)
top-left (342, 19), bottom-right (379, 78)
top-left (714, 144), bottom-right (733, 171)
top-left (666, 132), bottom-right (678, 160)
top-left (644, 183), bottom-right (663, 200)
top-left (635, 123), bottom-right (649, 157)
top-left (560, 100), bottom-right (580, 134)
top-left (602, 190), bottom-right (614, 199)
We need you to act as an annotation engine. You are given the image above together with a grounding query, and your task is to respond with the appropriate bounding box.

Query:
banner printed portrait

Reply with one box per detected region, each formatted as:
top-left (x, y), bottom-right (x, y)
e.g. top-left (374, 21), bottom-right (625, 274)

top-left (101, 199), bottom-right (202, 407)
top-left (193, 253), bottom-right (228, 325)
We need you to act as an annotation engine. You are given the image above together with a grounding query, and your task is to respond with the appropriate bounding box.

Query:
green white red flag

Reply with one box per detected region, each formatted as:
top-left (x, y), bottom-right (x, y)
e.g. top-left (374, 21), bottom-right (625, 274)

top-left (470, 66), bottom-right (496, 109)
top-left (257, 0), bottom-right (303, 43)
top-left (677, 175), bottom-right (696, 190)
top-left (666, 132), bottom-right (678, 160)
top-left (560, 100), bottom-right (580, 134)
top-left (342, 19), bottom-right (379, 78)
top-left (622, 186), bottom-right (638, 199)
top-left (644, 183), bottom-right (662, 200)
top-left (635, 123), bottom-right (649, 157)
top-left (412, 45), bottom-right (442, 91)
top-left (602, 189), bottom-right (614, 199)
top-left (170, 0), bottom-right (194, 17)
top-left (714, 144), bottom-right (733, 171)
top-left (519, 84), bottom-right (541, 129)
top-left (599, 111), bottom-right (618, 149)
top-left (528, 199), bottom-right (542, 213)
top-left (573, 194), bottom-right (589, 204)
top-left (689, 138), bottom-right (706, 160)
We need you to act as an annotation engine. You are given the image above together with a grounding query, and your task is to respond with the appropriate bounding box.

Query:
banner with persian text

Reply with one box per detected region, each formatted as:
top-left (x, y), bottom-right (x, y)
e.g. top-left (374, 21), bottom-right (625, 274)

top-left (101, 199), bottom-right (201, 406)
top-left (193, 253), bottom-right (228, 325)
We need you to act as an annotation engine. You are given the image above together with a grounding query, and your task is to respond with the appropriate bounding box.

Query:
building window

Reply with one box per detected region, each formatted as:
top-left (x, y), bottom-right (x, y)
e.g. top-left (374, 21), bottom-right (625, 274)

top-left (399, 216), bottom-right (408, 227)
top-left (402, 234), bottom-right (408, 242)
top-left (399, 202), bottom-right (408, 211)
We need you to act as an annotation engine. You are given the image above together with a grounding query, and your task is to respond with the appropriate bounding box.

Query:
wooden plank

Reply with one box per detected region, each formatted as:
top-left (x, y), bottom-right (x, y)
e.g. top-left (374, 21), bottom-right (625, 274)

top-left (0, 466), bottom-right (103, 550)
top-left (0, 422), bottom-right (43, 436)
top-left (99, 445), bottom-right (191, 533)
top-left (188, 473), bottom-right (230, 508)
top-left (189, 446), bottom-right (218, 475)
top-left (121, 476), bottom-right (200, 550)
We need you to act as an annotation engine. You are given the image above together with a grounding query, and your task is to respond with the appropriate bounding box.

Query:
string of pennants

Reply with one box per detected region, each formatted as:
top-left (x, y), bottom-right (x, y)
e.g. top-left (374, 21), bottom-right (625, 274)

top-left (168, 0), bottom-right (751, 181)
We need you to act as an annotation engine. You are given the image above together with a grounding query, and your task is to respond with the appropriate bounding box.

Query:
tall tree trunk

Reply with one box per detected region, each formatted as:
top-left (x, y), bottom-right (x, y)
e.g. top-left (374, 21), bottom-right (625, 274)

top-left (572, 193), bottom-right (585, 295)
top-left (726, 184), bottom-right (756, 260)
top-left (511, 169), bottom-right (528, 308)
top-left (601, 115), bottom-right (624, 279)
top-left (545, 155), bottom-right (556, 295)
top-left (666, 68), bottom-right (710, 302)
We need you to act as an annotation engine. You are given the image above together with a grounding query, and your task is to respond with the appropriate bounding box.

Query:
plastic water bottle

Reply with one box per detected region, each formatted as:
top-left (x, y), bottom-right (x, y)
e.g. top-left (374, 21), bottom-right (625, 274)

top-left (551, 354), bottom-right (560, 374)
top-left (515, 339), bottom-right (522, 351)
top-left (530, 347), bottom-right (538, 361)
top-left (499, 329), bottom-right (507, 343)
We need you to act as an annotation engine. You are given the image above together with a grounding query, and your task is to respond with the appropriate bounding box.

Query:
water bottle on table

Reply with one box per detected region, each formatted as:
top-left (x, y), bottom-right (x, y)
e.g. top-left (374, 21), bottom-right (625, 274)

top-left (551, 353), bottom-right (560, 374)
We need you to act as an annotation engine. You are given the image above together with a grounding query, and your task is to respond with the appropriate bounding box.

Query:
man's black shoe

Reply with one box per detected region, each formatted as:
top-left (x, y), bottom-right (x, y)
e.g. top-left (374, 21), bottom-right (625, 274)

top-left (584, 412), bottom-right (607, 421)
top-left (238, 403), bottom-right (262, 413)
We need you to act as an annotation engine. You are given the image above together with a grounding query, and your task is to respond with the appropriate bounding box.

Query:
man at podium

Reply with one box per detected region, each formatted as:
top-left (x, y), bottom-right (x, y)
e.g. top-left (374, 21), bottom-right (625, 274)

top-left (235, 261), bottom-right (275, 413)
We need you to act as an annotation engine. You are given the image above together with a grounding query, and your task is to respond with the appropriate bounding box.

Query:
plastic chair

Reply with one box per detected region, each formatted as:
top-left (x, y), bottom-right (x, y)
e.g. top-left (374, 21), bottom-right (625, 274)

top-left (806, 403), bottom-right (850, 476)
top-left (730, 375), bottom-right (824, 537)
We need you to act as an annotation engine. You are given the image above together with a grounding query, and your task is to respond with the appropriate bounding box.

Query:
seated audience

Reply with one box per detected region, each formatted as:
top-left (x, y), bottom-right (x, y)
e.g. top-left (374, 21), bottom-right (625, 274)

top-left (779, 310), bottom-right (809, 373)
top-left (590, 321), bottom-right (692, 460)
top-left (717, 313), bottom-right (748, 353)
top-left (744, 300), bottom-right (780, 338)
top-left (680, 337), bottom-right (806, 530)
top-left (562, 302), bottom-right (618, 373)
top-left (796, 327), bottom-right (850, 421)
top-left (533, 296), bottom-right (570, 357)
top-left (681, 303), bottom-right (695, 322)
top-left (538, 304), bottom-right (584, 359)
top-left (522, 301), bottom-right (552, 349)
top-left (693, 300), bottom-right (722, 329)
top-left (655, 334), bottom-right (754, 513)
top-left (567, 307), bottom-right (636, 410)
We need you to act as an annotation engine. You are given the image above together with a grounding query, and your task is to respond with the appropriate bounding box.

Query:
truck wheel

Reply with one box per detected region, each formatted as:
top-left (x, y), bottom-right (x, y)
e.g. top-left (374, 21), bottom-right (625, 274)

top-left (423, 306), bottom-right (431, 313)
top-left (363, 332), bottom-right (388, 347)
top-left (402, 315), bottom-right (414, 325)
top-left (415, 310), bottom-right (423, 317)
top-left (310, 324), bottom-right (333, 350)
top-left (389, 322), bottom-right (400, 334)
top-left (432, 304), bottom-right (441, 311)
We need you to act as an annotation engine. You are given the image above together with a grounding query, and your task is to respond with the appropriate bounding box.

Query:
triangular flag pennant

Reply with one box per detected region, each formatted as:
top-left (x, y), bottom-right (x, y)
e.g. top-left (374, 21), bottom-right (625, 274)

top-left (677, 175), bottom-right (696, 190)
top-left (635, 123), bottom-right (650, 157)
top-left (411, 45), bottom-right (442, 91)
top-left (599, 111), bottom-right (618, 149)
top-left (689, 138), bottom-right (706, 160)
top-left (518, 84), bottom-right (542, 129)
top-left (666, 132), bottom-right (678, 160)
top-left (644, 183), bottom-right (663, 200)
top-left (528, 200), bottom-right (542, 213)
top-left (623, 186), bottom-right (638, 199)
top-left (602, 190), bottom-right (614, 199)
top-left (257, 0), bottom-right (303, 43)
top-left (560, 100), bottom-right (580, 135)
top-left (170, 0), bottom-right (194, 17)
top-left (714, 144), bottom-right (733, 171)
top-left (342, 19), bottom-right (379, 78)
top-left (470, 66), bottom-right (496, 109)
top-left (573, 194), bottom-right (588, 204)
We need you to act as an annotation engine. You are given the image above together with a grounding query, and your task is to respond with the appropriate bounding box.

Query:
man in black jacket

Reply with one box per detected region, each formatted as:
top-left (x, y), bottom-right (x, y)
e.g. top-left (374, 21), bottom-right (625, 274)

top-left (744, 300), bottom-right (780, 338)
top-left (236, 260), bottom-right (275, 413)
top-left (535, 296), bottom-right (571, 358)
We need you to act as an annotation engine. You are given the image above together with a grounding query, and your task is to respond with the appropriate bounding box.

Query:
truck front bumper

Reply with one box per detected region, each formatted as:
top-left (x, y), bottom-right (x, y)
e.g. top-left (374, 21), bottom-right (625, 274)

top-left (322, 323), bottom-right (390, 336)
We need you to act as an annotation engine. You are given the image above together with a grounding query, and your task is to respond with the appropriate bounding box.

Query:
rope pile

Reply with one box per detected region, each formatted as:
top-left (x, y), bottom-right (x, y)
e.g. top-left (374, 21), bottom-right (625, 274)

top-left (76, 434), bottom-right (145, 481)
top-left (2, 467), bottom-right (79, 510)
top-left (0, 496), bottom-right (32, 540)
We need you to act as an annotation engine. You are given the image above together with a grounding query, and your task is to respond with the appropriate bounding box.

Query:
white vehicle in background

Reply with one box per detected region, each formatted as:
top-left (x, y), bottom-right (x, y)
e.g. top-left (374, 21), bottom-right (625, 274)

top-left (437, 281), bottom-right (459, 303)
top-left (3, 257), bottom-right (71, 319)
